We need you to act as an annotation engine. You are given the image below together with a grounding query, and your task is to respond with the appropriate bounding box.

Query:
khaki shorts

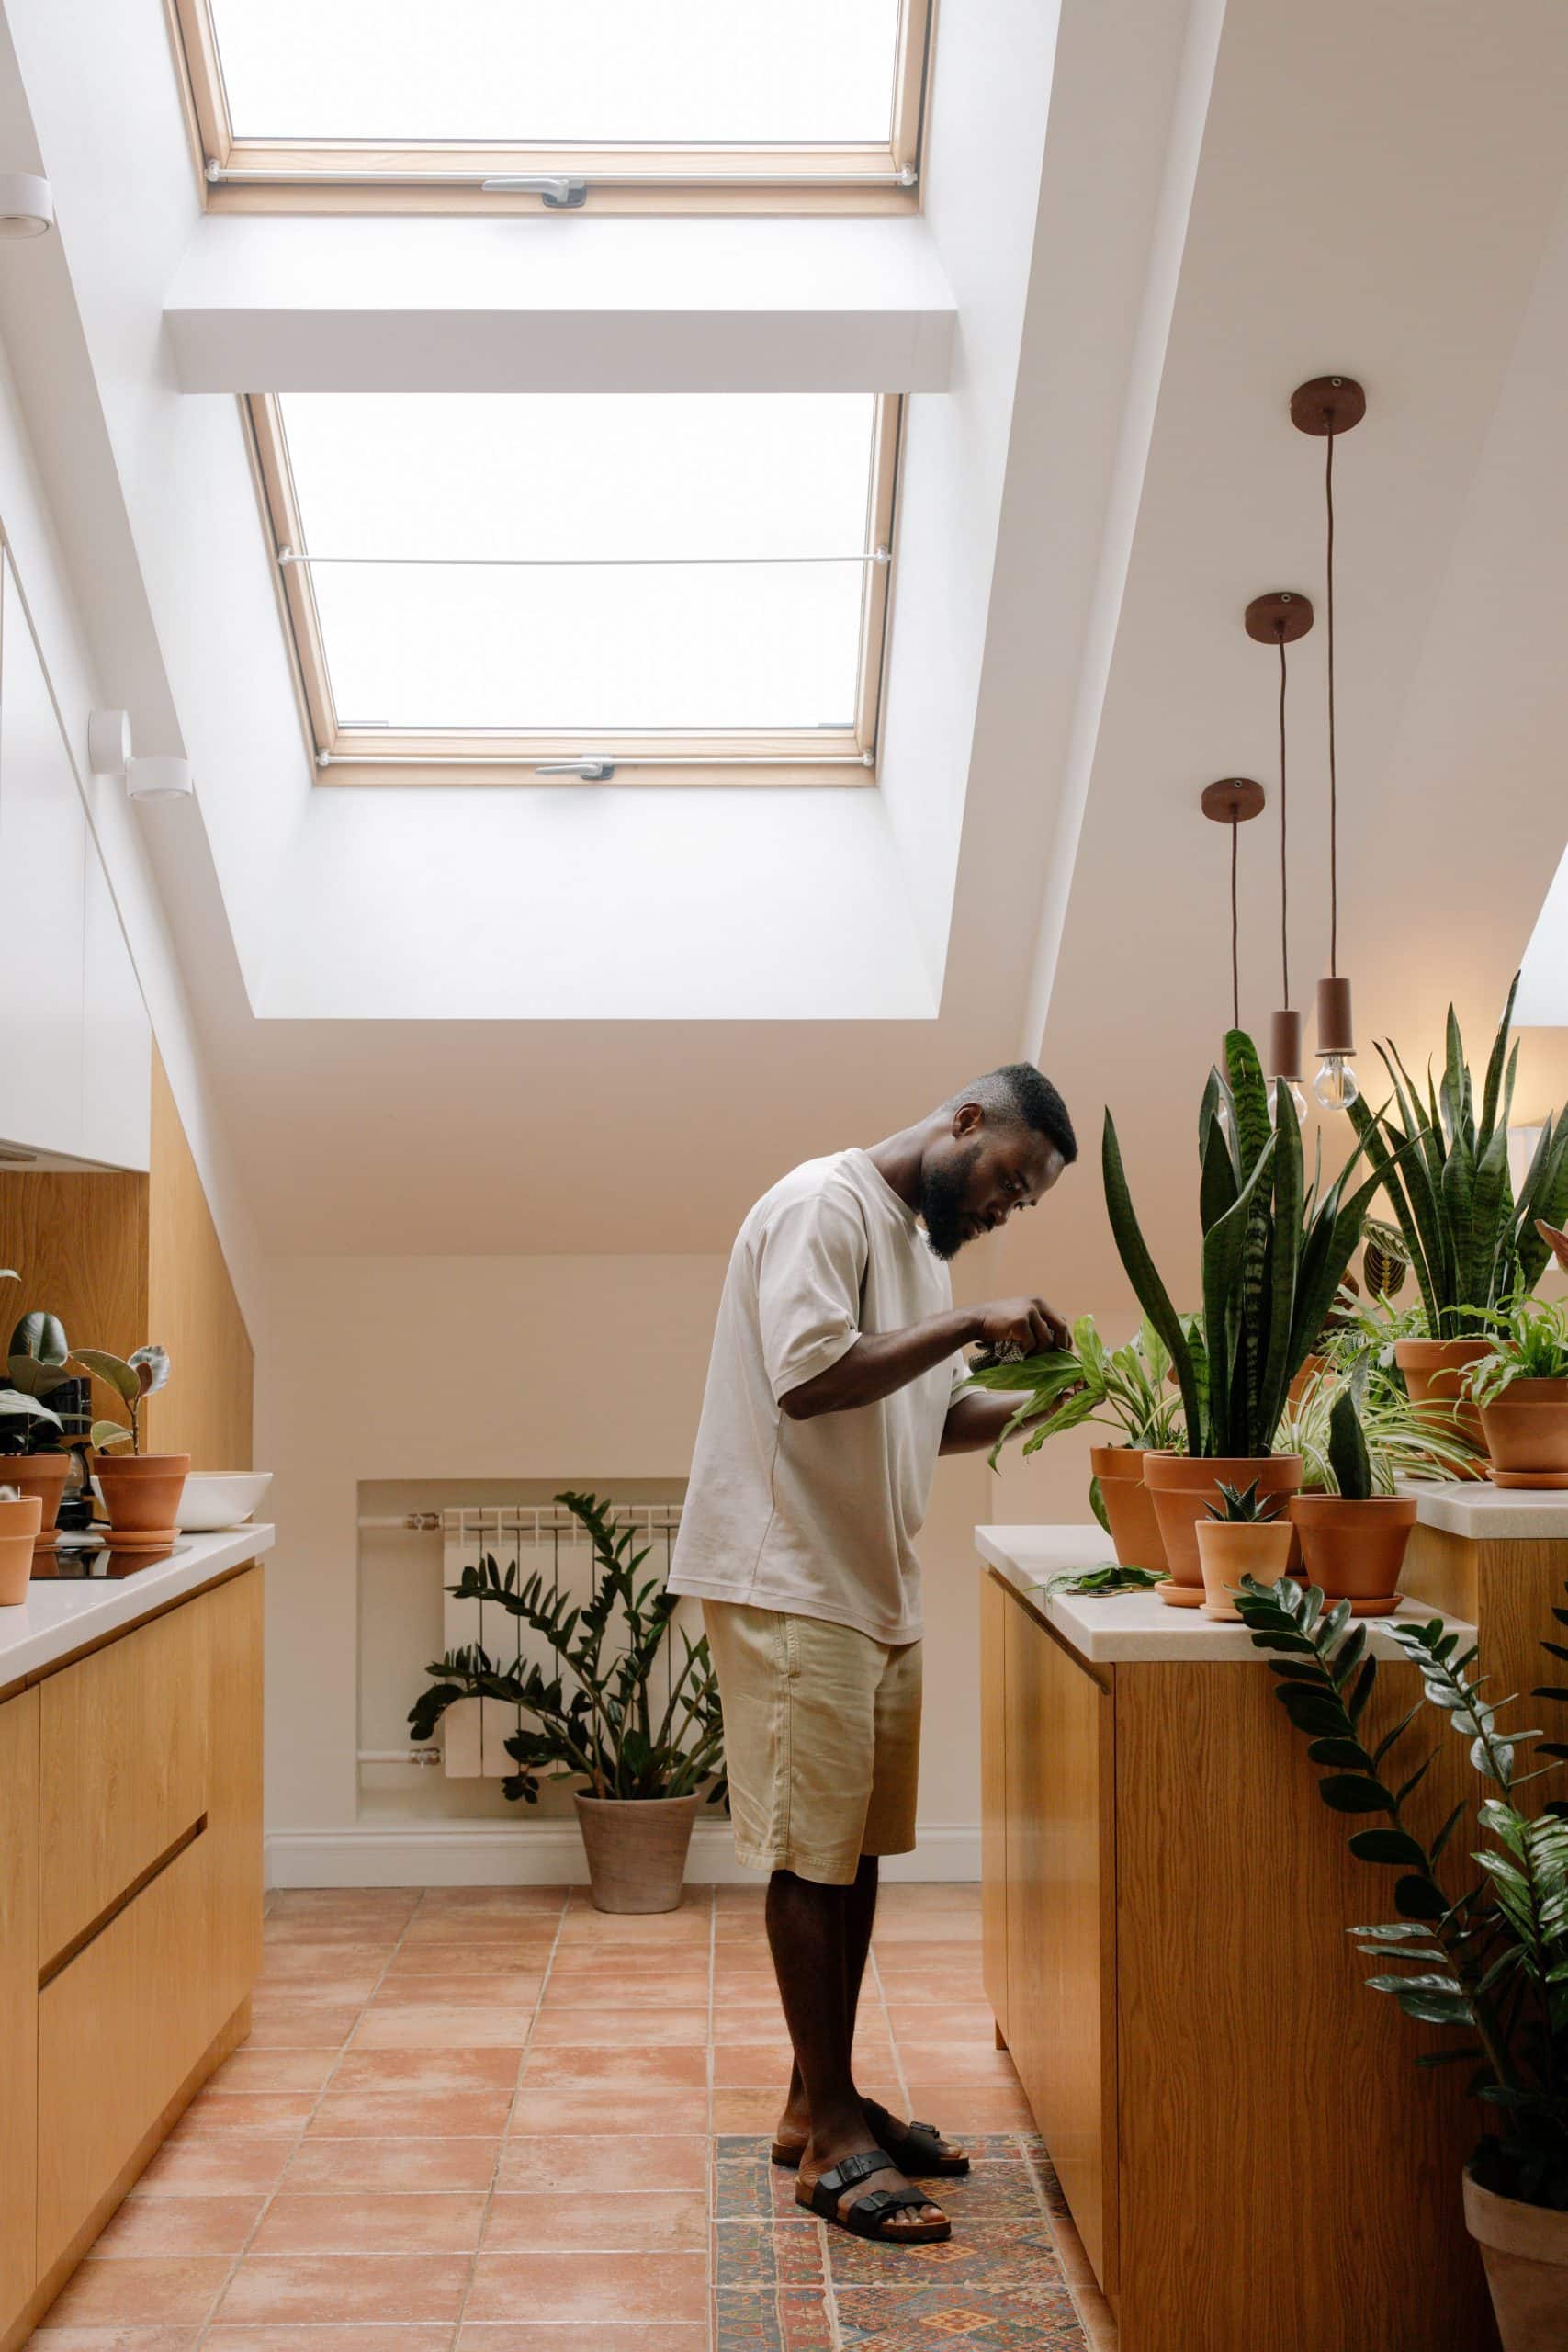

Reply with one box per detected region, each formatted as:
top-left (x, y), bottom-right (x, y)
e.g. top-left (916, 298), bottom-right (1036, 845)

top-left (702, 1600), bottom-right (921, 1887)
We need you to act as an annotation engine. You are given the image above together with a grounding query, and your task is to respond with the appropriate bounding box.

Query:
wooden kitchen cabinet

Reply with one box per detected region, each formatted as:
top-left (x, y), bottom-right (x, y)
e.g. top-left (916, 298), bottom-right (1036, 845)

top-left (0, 1690), bottom-right (39, 2345)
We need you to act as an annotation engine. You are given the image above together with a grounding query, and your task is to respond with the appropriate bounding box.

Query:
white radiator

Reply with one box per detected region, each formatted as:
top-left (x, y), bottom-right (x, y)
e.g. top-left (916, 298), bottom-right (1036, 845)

top-left (438, 1502), bottom-right (686, 1778)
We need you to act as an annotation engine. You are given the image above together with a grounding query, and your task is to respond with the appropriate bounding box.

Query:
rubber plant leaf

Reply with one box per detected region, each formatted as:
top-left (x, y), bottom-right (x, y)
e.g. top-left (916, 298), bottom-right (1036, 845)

top-left (90, 1419), bottom-right (133, 1451)
top-left (11, 1311), bottom-right (69, 1365)
top-left (73, 1349), bottom-right (141, 1405)
top-left (0, 1389), bottom-right (62, 1426)
top-left (129, 1344), bottom-right (171, 1396)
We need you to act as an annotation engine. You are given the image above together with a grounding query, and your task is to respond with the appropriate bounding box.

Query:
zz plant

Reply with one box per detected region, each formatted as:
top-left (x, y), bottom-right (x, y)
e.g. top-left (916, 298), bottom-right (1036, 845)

top-left (1348, 973), bottom-right (1568, 1340)
top-left (411, 1489), bottom-right (726, 1806)
top-left (1102, 1028), bottom-right (1396, 1459)
top-left (1235, 1574), bottom-right (1568, 2210)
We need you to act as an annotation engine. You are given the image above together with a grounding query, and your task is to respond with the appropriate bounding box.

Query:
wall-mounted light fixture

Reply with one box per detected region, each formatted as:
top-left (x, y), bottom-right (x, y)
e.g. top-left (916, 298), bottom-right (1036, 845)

top-left (0, 173), bottom-right (53, 238)
top-left (126, 755), bottom-right (195, 801)
top-left (87, 708), bottom-right (132, 778)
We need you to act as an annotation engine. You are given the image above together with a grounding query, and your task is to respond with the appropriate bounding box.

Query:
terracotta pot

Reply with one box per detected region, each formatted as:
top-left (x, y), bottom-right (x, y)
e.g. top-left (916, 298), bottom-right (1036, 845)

top-left (6, 1453), bottom-right (70, 1551)
top-left (1395, 1337), bottom-right (1492, 1460)
top-left (1288, 1352), bottom-right (1329, 1405)
top-left (574, 1792), bottom-right (701, 1914)
top-left (1464, 2166), bottom-right (1568, 2351)
top-left (1142, 1453), bottom-right (1305, 1602)
top-left (1089, 1446), bottom-right (1167, 1574)
top-left (1478, 1378), bottom-right (1568, 1489)
top-left (94, 1453), bottom-right (189, 1539)
top-left (1290, 1493), bottom-right (1418, 1614)
top-left (0, 1494), bottom-right (43, 1605)
top-left (1194, 1520), bottom-right (1293, 1620)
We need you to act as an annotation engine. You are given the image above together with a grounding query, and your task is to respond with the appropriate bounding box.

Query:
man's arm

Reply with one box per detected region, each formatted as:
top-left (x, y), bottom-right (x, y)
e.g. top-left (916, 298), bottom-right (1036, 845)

top-left (940, 1389), bottom-right (1043, 1455)
top-left (782, 1295), bottom-right (1067, 1422)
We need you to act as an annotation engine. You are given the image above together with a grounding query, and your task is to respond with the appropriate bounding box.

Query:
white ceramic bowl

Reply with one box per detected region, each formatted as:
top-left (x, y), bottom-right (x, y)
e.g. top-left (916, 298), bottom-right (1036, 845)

top-left (175, 1471), bottom-right (273, 1532)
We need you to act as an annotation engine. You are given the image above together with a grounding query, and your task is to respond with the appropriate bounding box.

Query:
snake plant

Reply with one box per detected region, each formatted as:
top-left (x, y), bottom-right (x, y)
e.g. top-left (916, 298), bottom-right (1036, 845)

top-left (1102, 1028), bottom-right (1396, 1459)
top-left (1347, 973), bottom-right (1568, 1340)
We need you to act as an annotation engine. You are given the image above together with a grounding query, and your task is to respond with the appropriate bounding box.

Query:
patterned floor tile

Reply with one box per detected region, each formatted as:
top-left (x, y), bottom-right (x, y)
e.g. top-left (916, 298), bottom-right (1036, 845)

top-left (836, 2280), bottom-right (1088, 2346)
top-left (713, 2287), bottom-right (836, 2351)
top-left (824, 2216), bottom-right (1063, 2289)
top-left (713, 2219), bottom-right (825, 2290)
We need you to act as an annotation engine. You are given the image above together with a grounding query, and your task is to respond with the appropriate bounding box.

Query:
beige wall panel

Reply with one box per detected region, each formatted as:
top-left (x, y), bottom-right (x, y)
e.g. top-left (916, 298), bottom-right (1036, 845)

top-left (146, 1049), bottom-right (254, 1469)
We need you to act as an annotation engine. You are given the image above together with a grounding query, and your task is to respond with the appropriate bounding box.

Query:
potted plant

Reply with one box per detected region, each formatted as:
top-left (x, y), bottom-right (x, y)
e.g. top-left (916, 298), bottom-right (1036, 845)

top-left (411, 1489), bottom-right (727, 1913)
top-left (1195, 1479), bottom-right (1291, 1620)
top-left (1102, 1027), bottom-right (1392, 1603)
top-left (0, 1305), bottom-right (90, 1547)
top-left (0, 1479), bottom-right (42, 1606)
top-left (1461, 1299), bottom-right (1568, 1489)
top-left (1286, 1376), bottom-right (1419, 1616)
top-left (965, 1313), bottom-right (1181, 1571)
top-left (76, 1344), bottom-right (187, 1543)
top-left (1348, 975), bottom-right (1568, 1457)
top-left (1234, 1575), bottom-right (1568, 2349)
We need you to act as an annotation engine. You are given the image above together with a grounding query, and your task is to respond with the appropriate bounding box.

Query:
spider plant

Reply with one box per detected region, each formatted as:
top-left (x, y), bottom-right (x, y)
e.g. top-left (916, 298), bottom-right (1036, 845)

top-left (1462, 1297), bottom-right (1568, 1410)
top-left (1102, 1028), bottom-right (1398, 1458)
top-left (410, 1489), bottom-right (726, 1805)
top-left (1348, 973), bottom-right (1568, 1340)
top-left (1280, 1357), bottom-right (1481, 1492)
top-left (964, 1313), bottom-right (1181, 1468)
top-left (1234, 1574), bottom-right (1568, 2211)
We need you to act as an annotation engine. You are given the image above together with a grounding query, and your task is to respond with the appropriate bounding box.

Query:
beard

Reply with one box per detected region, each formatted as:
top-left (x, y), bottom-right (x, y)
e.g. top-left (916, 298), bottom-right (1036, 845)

top-left (919, 1143), bottom-right (982, 1261)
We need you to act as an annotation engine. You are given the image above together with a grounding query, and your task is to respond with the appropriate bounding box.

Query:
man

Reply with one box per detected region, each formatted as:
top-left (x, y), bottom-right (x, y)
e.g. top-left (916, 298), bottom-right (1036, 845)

top-left (668, 1065), bottom-right (1076, 2245)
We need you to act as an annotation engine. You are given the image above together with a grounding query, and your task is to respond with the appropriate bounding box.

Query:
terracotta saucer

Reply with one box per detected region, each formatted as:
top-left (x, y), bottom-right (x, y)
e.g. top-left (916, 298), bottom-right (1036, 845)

top-left (1491, 1470), bottom-right (1568, 1490)
top-left (98, 1524), bottom-right (179, 1549)
top-left (1156, 1580), bottom-right (1205, 1608)
top-left (1342, 1593), bottom-right (1401, 1616)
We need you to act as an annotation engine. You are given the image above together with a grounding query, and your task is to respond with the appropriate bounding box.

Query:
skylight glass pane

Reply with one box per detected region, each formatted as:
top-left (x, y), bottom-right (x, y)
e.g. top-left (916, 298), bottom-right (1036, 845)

top-left (210, 1), bottom-right (902, 145)
top-left (279, 394), bottom-right (878, 732)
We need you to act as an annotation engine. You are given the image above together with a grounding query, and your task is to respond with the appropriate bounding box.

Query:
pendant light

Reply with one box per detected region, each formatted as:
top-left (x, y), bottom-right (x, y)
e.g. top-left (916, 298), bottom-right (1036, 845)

top-left (1245, 590), bottom-right (1314, 1123)
top-left (1201, 777), bottom-right (1265, 1091)
top-left (1292, 373), bottom-right (1368, 1111)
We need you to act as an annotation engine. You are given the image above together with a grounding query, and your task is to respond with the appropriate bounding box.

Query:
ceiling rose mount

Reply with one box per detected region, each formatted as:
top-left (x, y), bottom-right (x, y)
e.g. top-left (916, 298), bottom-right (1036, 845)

top-left (1290, 374), bottom-right (1367, 437)
top-left (1201, 776), bottom-right (1265, 825)
top-left (1244, 590), bottom-right (1314, 645)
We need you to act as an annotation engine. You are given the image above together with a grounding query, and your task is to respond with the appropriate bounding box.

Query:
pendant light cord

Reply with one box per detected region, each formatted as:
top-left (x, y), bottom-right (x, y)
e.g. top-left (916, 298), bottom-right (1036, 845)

top-left (1230, 818), bottom-right (1240, 1030)
top-left (1325, 424), bottom-right (1338, 976)
top-left (1278, 635), bottom-right (1290, 1007)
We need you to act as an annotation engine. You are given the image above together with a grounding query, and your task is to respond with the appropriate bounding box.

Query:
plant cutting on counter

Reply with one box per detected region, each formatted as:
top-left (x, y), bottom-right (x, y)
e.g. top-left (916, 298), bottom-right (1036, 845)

top-left (1235, 1575), bottom-right (1568, 2348)
top-left (411, 1488), bottom-right (726, 1914)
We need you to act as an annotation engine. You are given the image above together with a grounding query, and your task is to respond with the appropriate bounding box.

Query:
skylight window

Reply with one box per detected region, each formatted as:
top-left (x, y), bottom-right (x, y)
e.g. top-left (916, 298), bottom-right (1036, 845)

top-left (248, 393), bottom-right (900, 783)
top-left (174, 2), bottom-right (932, 211)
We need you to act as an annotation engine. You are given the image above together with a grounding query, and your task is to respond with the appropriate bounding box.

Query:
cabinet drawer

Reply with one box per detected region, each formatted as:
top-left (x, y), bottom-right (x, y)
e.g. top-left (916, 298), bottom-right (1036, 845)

top-left (37, 1830), bottom-right (212, 2275)
top-left (38, 1603), bottom-right (209, 1968)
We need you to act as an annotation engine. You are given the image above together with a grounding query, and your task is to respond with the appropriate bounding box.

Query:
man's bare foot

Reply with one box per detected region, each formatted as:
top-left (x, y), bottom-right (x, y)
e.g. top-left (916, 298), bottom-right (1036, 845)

top-left (773, 2088), bottom-right (966, 2173)
top-left (795, 2120), bottom-right (947, 2237)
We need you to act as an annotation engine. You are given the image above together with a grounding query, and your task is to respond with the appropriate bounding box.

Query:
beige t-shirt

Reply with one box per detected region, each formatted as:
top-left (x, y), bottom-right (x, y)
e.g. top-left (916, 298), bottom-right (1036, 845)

top-left (668, 1148), bottom-right (967, 1645)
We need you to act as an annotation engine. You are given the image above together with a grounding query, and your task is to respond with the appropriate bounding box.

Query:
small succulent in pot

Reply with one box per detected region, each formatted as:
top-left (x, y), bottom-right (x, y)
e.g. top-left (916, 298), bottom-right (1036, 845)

top-left (1204, 1478), bottom-right (1284, 1523)
top-left (1194, 1478), bottom-right (1292, 1622)
top-left (76, 1344), bottom-right (171, 1455)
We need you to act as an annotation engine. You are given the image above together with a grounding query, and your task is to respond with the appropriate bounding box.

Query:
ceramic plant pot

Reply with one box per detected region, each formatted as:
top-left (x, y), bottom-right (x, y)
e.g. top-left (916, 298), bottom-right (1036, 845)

top-left (6, 1453), bottom-right (69, 1551)
top-left (1194, 1520), bottom-right (1293, 1620)
top-left (574, 1792), bottom-right (701, 1915)
top-left (1288, 1352), bottom-right (1329, 1405)
top-left (94, 1453), bottom-right (190, 1545)
top-left (1464, 2167), bottom-right (1568, 2351)
top-left (1290, 1494), bottom-right (1418, 1615)
top-left (0, 1494), bottom-right (43, 1605)
top-left (1089, 1446), bottom-right (1168, 1574)
top-left (1142, 1453), bottom-right (1305, 1605)
top-left (1478, 1378), bottom-right (1568, 1489)
top-left (1395, 1337), bottom-right (1492, 1464)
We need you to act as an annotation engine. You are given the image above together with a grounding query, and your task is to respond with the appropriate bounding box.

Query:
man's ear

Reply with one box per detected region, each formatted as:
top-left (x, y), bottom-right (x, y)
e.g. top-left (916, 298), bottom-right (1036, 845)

top-left (950, 1101), bottom-right (984, 1138)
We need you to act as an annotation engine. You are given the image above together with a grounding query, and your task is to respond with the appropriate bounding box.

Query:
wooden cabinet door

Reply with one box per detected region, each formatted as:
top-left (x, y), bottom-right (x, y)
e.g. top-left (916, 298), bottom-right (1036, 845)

top-left (38, 1601), bottom-right (209, 1970)
top-left (980, 1569), bottom-right (1009, 2042)
top-left (0, 1690), bottom-right (39, 2344)
top-left (202, 1570), bottom-right (264, 2032)
top-left (1003, 1593), bottom-right (1117, 2293)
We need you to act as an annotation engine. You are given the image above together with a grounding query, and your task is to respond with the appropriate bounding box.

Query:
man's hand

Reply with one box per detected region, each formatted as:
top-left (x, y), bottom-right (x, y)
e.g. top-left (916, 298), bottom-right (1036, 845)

top-left (972, 1295), bottom-right (1071, 1355)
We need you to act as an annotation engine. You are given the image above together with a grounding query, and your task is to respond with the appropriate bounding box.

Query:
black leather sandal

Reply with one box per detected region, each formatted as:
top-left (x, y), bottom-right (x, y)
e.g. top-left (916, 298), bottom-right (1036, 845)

top-left (797, 2148), bottom-right (951, 2244)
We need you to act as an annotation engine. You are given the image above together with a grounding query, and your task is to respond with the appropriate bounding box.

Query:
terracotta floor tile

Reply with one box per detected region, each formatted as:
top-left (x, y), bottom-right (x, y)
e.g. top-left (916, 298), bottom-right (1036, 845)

top-left (132, 2137), bottom-right (296, 2197)
top-left (25, 2331), bottom-right (202, 2351)
top-left (709, 2090), bottom-right (791, 2135)
top-left (168, 2094), bottom-right (314, 2138)
top-left (243, 2005), bottom-right (361, 2049)
top-left (307, 2089), bottom-right (513, 2138)
top-left (400, 1917), bottom-right (557, 1949)
top-left (541, 1971), bottom-right (711, 2007)
top-left (346, 2007), bottom-right (535, 2052)
top-left (556, 1920), bottom-right (711, 1951)
top-left (901, 2082), bottom-right (1037, 2132)
top-left (268, 1889), bottom-right (421, 1921)
top-left (872, 1939), bottom-right (987, 1973)
top-left (868, 1971), bottom-right (987, 2006)
top-left (91, 2196), bottom-right (265, 2257)
top-left (457, 2330), bottom-right (707, 2352)
top-left (386, 1939), bottom-right (552, 1973)
top-left (890, 2043), bottom-right (1022, 2086)
top-left (463, 2251), bottom-right (707, 2325)
top-left (39, 2259), bottom-right (231, 2325)
top-left (709, 2008), bottom-right (788, 2044)
top-left (495, 2135), bottom-right (709, 2193)
top-left (885, 2001), bottom-right (999, 2041)
top-left (520, 2045), bottom-right (706, 2089)
top-left (373, 1966), bottom-right (545, 2001)
top-left (258, 1945), bottom-right (393, 1980)
top-left (279, 2137), bottom-right (501, 2192)
top-left (250, 2191), bottom-right (488, 2254)
top-left (710, 2042), bottom-right (893, 2087)
top-left (529, 2007), bottom-right (709, 2047)
top-left (330, 2047), bottom-right (519, 2094)
top-left (253, 1974), bottom-right (386, 2007)
top-left (214, 2256), bottom-right (470, 2324)
top-left (206, 2332), bottom-right (454, 2352)
top-left (482, 2188), bottom-right (707, 2251)
top-left (207, 2049), bottom-right (341, 2096)
top-left (414, 1886), bottom-right (567, 1913)
top-left (263, 1917), bottom-right (405, 1948)
top-left (507, 2087), bottom-right (709, 2136)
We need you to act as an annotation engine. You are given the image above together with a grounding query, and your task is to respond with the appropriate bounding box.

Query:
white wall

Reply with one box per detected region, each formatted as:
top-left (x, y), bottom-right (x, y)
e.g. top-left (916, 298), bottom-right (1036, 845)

top-left (258, 1250), bottom-right (992, 1883)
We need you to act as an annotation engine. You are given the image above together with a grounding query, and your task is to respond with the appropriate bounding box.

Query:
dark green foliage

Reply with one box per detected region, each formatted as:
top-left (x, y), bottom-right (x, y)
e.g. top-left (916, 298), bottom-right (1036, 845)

top-left (1348, 975), bottom-right (1568, 1338)
top-left (1204, 1478), bottom-right (1281, 1524)
top-left (1102, 1029), bottom-right (1397, 1459)
top-left (409, 1490), bottom-right (726, 1806)
top-left (1235, 1575), bottom-right (1568, 2211)
top-left (1327, 1386), bottom-right (1374, 1502)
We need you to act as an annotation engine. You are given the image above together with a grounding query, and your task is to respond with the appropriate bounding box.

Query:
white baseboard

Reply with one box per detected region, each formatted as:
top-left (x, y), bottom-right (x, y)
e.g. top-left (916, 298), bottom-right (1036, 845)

top-left (265, 1821), bottom-right (980, 1890)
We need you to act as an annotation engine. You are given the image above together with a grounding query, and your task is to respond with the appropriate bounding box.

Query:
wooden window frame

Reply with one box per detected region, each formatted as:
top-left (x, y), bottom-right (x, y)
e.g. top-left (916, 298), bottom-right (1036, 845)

top-left (167, 0), bottom-right (934, 217)
top-left (243, 392), bottom-right (903, 789)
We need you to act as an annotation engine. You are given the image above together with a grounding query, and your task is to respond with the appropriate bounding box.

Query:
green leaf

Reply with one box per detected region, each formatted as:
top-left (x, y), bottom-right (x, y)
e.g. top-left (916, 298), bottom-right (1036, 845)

top-left (1318, 1774), bottom-right (1393, 1815)
top-left (90, 1419), bottom-right (133, 1451)
top-left (1102, 1109), bottom-right (1203, 1452)
top-left (0, 1388), bottom-right (62, 1427)
top-left (10, 1310), bottom-right (69, 1365)
top-left (1394, 1874), bottom-right (1450, 1921)
top-left (1348, 1827), bottom-right (1430, 1870)
top-left (73, 1349), bottom-right (141, 1405)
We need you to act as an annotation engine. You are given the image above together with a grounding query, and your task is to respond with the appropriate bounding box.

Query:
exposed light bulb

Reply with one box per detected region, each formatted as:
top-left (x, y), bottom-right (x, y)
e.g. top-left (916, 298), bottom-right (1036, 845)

top-left (1312, 1054), bottom-right (1360, 1113)
top-left (1271, 1077), bottom-right (1309, 1125)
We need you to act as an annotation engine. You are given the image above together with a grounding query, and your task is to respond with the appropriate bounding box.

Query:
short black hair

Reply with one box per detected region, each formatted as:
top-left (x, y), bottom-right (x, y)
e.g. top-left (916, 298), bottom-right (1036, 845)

top-left (943, 1063), bottom-right (1078, 1165)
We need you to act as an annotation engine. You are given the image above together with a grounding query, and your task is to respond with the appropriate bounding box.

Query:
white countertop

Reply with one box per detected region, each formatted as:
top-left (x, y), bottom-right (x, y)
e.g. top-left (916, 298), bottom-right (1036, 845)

top-left (976, 1523), bottom-right (1475, 1663)
top-left (0, 1523), bottom-right (275, 1690)
top-left (1395, 1476), bottom-right (1568, 1539)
